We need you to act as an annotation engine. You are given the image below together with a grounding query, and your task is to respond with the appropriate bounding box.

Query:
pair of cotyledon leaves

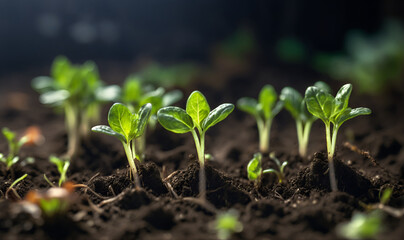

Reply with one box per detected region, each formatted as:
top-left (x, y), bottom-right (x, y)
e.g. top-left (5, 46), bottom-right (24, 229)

top-left (237, 85), bottom-right (284, 120)
top-left (157, 91), bottom-right (234, 134)
top-left (280, 81), bottom-right (331, 123)
top-left (305, 83), bottom-right (371, 127)
top-left (92, 103), bottom-right (152, 143)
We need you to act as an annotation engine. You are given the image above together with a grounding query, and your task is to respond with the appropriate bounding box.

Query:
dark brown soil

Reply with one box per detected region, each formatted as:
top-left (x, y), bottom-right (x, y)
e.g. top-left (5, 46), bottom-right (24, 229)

top-left (1, 66), bottom-right (404, 240)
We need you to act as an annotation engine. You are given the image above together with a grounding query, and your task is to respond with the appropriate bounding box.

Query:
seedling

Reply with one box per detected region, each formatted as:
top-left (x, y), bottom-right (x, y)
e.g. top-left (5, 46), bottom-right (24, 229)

top-left (5, 173), bottom-right (28, 200)
top-left (0, 127), bottom-right (28, 170)
top-left (157, 91), bottom-right (234, 199)
top-left (121, 75), bottom-right (182, 160)
top-left (280, 82), bottom-right (331, 157)
top-left (305, 83), bottom-right (371, 191)
top-left (92, 103), bottom-right (152, 189)
top-left (211, 209), bottom-right (243, 240)
top-left (44, 156), bottom-right (70, 187)
top-left (32, 56), bottom-right (119, 157)
top-left (237, 85), bottom-right (283, 153)
top-left (263, 152), bottom-right (288, 183)
top-left (337, 211), bottom-right (383, 240)
top-left (25, 182), bottom-right (75, 219)
top-left (247, 152), bottom-right (263, 187)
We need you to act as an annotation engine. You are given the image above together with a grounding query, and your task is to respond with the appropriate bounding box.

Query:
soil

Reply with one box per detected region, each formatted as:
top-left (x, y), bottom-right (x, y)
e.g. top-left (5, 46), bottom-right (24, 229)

top-left (1, 65), bottom-right (404, 240)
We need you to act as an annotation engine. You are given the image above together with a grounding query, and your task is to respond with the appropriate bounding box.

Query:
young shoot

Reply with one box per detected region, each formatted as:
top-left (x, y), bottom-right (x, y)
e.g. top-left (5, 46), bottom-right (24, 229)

top-left (44, 156), bottom-right (70, 187)
top-left (263, 152), bottom-right (288, 183)
top-left (280, 82), bottom-right (331, 157)
top-left (0, 128), bottom-right (28, 170)
top-left (25, 182), bottom-right (75, 219)
top-left (305, 83), bottom-right (371, 191)
top-left (92, 103), bottom-right (152, 189)
top-left (157, 91), bottom-right (234, 199)
top-left (336, 211), bottom-right (383, 240)
top-left (5, 174), bottom-right (28, 200)
top-left (121, 75), bottom-right (182, 161)
top-left (32, 56), bottom-right (119, 157)
top-left (247, 152), bottom-right (263, 187)
top-left (211, 209), bottom-right (243, 240)
top-left (237, 85), bottom-right (283, 153)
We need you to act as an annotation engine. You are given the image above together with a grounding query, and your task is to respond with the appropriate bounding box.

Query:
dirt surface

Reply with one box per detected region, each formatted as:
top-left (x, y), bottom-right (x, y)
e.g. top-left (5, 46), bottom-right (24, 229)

top-left (1, 65), bottom-right (404, 240)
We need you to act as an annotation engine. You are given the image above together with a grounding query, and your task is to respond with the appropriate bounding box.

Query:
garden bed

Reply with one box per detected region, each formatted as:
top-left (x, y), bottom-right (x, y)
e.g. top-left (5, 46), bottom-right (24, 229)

top-left (1, 66), bottom-right (404, 240)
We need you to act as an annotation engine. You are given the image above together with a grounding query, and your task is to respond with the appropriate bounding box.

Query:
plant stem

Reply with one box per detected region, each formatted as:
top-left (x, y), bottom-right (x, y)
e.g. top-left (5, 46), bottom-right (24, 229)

top-left (325, 122), bottom-right (338, 192)
top-left (300, 121), bottom-right (313, 157)
top-left (65, 103), bottom-right (79, 157)
top-left (191, 129), bottom-right (206, 200)
top-left (296, 120), bottom-right (304, 156)
top-left (258, 118), bottom-right (272, 153)
top-left (122, 141), bottom-right (141, 189)
top-left (328, 160), bottom-right (338, 192)
top-left (325, 123), bottom-right (333, 161)
top-left (135, 133), bottom-right (146, 162)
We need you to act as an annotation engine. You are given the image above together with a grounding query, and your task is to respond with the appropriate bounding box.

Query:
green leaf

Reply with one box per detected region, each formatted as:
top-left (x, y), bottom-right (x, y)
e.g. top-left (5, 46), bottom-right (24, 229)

top-left (334, 107), bottom-right (371, 127)
top-left (314, 81), bottom-right (332, 94)
top-left (305, 86), bottom-right (333, 122)
top-left (201, 103), bottom-right (234, 132)
top-left (280, 87), bottom-right (302, 120)
top-left (162, 90), bottom-right (183, 106)
top-left (258, 85), bottom-right (277, 119)
top-left (107, 103), bottom-right (135, 142)
top-left (2, 127), bottom-right (16, 143)
top-left (335, 84), bottom-right (352, 112)
top-left (157, 106), bottom-right (194, 133)
top-left (39, 90), bottom-right (70, 106)
top-left (186, 91), bottom-right (210, 126)
top-left (32, 76), bottom-right (55, 93)
top-left (95, 85), bottom-right (121, 102)
top-left (237, 97), bottom-right (258, 116)
top-left (247, 153), bottom-right (262, 181)
top-left (135, 103), bottom-right (152, 138)
top-left (51, 56), bottom-right (71, 83)
top-left (122, 76), bottom-right (143, 103)
top-left (91, 125), bottom-right (126, 142)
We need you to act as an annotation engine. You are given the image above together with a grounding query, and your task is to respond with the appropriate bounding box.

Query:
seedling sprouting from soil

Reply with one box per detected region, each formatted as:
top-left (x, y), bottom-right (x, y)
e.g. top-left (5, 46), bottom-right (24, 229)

top-left (263, 152), bottom-right (288, 183)
top-left (4, 173), bottom-right (28, 200)
top-left (0, 128), bottom-right (27, 170)
top-left (305, 83), bottom-right (371, 191)
top-left (157, 90), bottom-right (234, 199)
top-left (337, 211), bottom-right (383, 240)
top-left (280, 82), bottom-right (331, 157)
top-left (237, 85), bottom-right (283, 153)
top-left (247, 152), bottom-right (263, 187)
top-left (92, 103), bottom-right (152, 189)
top-left (25, 182), bottom-right (75, 219)
top-left (44, 156), bottom-right (70, 187)
top-left (32, 56), bottom-right (119, 157)
top-left (247, 152), bottom-right (288, 186)
top-left (121, 75), bottom-right (182, 160)
top-left (211, 209), bottom-right (243, 240)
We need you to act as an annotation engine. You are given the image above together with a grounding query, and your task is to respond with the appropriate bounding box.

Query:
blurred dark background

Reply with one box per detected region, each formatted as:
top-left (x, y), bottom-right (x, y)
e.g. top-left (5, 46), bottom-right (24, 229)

top-left (0, 0), bottom-right (403, 76)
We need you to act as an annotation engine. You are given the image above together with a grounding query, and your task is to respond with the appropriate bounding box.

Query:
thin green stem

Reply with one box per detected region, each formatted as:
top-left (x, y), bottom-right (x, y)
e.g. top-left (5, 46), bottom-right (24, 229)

top-left (258, 118), bottom-right (272, 153)
top-left (122, 141), bottom-right (141, 189)
top-left (331, 126), bottom-right (339, 161)
top-left (296, 120), bottom-right (304, 156)
top-left (325, 122), bottom-right (338, 192)
top-left (325, 122), bottom-right (332, 161)
top-left (300, 121), bottom-right (313, 157)
top-left (65, 103), bottom-right (79, 157)
top-left (191, 130), bottom-right (204, 164)
top-left (191, 129), bottom-right (206, 200)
